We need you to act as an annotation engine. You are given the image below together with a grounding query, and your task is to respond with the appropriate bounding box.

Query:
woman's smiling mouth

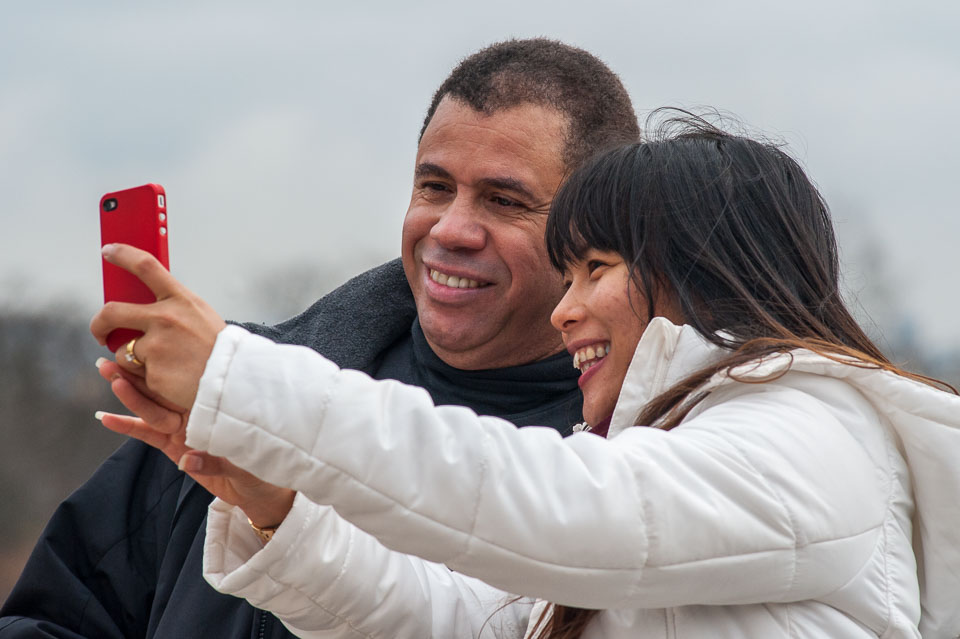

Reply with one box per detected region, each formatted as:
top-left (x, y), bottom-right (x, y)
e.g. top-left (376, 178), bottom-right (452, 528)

top-left (572, 342), bottom-right (610, 373)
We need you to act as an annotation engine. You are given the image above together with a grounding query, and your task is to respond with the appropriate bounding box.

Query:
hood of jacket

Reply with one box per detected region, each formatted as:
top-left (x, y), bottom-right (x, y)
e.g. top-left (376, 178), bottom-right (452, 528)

top-left (609, 317), bottom-right (960, 637)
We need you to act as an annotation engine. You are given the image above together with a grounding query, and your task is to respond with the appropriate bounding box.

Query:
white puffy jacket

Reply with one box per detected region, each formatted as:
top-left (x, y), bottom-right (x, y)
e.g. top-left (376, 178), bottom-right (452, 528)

top-left (189, 319), bottom-right (960, 638)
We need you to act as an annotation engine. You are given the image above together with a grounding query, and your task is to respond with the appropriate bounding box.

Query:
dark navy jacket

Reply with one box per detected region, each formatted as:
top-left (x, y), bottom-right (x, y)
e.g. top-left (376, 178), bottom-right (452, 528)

top-left (0, 260), bottom-right (581, 638)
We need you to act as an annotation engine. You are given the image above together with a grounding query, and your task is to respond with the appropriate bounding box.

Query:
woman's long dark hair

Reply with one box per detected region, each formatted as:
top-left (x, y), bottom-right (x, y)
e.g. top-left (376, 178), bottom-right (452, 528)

top-left (534, 111), bottom-right (954, 639)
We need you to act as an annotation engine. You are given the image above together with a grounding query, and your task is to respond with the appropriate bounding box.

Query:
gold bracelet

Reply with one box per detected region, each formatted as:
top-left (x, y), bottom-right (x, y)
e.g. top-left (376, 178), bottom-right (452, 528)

top-left (247, 517), bottom-right (280, 544)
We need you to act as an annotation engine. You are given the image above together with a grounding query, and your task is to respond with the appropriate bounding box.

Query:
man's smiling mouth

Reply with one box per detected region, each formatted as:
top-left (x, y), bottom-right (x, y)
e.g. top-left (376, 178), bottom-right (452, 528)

top-left (429, 269), bottom-right (489, 290)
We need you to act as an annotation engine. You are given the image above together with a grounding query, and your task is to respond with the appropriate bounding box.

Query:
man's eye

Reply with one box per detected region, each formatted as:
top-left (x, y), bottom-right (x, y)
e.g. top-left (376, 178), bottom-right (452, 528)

top-left (491, 195), bottom-right (520, 208)
top-left (423, 182), bottom-right (450, 192)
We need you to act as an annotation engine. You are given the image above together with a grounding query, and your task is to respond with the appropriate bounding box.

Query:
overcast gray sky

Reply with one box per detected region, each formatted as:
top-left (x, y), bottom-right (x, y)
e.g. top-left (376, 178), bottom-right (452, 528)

top-left (2, 1), bottom-right (958, 352)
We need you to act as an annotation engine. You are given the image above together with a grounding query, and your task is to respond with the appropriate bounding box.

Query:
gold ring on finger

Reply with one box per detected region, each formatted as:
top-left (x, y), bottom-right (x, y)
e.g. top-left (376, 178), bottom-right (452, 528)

top-left (125, 338), bottom-right (144, 367)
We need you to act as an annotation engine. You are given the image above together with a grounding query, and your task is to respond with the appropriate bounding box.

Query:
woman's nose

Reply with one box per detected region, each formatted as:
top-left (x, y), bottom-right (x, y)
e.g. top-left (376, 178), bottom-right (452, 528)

top-left (551, 285), bottom-right (584, 333)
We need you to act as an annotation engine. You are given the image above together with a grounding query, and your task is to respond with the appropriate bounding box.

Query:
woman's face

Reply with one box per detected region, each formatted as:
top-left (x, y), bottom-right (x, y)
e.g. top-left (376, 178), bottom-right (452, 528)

top-left (550, 249), bottom-right (675, 426)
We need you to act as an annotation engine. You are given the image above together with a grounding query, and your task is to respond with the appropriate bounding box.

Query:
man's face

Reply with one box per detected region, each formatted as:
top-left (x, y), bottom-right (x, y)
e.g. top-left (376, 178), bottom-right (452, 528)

top-left (402, 97), bottom-right (569, 370)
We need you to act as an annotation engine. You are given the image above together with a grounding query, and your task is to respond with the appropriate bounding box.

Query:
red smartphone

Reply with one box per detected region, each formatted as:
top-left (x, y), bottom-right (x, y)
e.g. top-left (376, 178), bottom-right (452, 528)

top-left (100, 183), bottom-right (170, 352)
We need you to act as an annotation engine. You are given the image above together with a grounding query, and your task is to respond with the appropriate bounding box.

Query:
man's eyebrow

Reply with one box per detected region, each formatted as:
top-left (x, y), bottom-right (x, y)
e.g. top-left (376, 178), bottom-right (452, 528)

top-left (414, 163), bottom-right (452, 180)
top-left (414, 163), bottom-right (539, 203)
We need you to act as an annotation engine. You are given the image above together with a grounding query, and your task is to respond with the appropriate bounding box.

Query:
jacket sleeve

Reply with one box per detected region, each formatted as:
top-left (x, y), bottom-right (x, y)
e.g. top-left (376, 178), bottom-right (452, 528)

top-left (0, 441), bottom-right (184, 638)
top-left (187, 326), bottom-right (888, 611)
top-left (203, 493), bottom-right (531, 639)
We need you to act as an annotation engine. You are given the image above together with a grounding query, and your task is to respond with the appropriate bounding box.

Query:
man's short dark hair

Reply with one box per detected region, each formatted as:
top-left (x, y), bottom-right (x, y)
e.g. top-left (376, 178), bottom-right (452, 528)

top-left (419, 38), bottom-right (640, 171)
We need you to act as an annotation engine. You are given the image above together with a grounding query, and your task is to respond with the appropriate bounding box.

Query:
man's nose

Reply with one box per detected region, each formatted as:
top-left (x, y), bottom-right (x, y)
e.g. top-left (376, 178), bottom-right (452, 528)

top-left (429, 195), bottom-right (486, 251)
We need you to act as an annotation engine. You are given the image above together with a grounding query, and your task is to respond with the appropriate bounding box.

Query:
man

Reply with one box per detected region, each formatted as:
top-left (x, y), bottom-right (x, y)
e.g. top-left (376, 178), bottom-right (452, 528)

top-left (0, 38), bottom-right (639, 638)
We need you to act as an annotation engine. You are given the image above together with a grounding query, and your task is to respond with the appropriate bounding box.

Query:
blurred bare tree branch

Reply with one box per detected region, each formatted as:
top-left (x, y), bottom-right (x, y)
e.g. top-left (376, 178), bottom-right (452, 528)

top-left (0, 309), bottom-right (126, 602)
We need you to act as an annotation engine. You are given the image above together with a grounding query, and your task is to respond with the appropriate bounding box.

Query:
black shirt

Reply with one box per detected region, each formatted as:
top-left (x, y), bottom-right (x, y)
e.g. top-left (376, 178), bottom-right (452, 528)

top-left (376, 318), bottom-right (581, 432)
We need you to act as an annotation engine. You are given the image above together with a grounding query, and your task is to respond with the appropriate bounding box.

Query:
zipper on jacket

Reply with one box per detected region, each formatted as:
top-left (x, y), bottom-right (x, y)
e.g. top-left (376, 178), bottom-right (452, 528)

top-left (255, 610), bottom-right (269, 639)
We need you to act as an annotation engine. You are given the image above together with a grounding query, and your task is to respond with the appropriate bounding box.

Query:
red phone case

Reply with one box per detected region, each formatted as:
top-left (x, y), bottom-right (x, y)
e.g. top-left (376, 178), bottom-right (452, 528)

top-left (100, 183), bottom-right (170, 352)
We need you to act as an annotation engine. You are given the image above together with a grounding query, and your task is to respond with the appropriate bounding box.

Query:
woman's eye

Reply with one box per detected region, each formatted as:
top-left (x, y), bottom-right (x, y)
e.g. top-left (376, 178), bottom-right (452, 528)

top-left (587, 260), bottom-right (607, 273)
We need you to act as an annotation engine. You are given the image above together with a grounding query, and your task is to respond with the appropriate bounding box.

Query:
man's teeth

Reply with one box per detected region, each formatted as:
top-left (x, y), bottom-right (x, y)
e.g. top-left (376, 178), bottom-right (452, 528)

top-left (572, 344), bottom-right (610, 372)
top-left (430, 269), bottom-right (482, 289)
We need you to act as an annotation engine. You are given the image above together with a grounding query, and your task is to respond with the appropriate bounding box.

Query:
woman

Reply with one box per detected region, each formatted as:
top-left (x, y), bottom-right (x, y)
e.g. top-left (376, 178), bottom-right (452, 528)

top-left (92, 116), bottom-right (960, 638)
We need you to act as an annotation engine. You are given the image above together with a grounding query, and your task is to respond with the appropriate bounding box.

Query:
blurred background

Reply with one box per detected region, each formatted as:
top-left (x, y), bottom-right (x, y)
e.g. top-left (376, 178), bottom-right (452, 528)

top-left (2, 0), bottom-right (958, 601)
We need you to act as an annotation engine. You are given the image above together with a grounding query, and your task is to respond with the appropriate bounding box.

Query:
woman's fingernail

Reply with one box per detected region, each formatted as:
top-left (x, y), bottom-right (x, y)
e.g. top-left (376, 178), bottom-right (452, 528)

top-left (95, 357), bottom-right (108, 369)
top-left (101, 244), bottom-right (116, 259)
top-left (178, 453), bottom-right (203, 473)
top-left (94, 411), bottom-right (105, 421)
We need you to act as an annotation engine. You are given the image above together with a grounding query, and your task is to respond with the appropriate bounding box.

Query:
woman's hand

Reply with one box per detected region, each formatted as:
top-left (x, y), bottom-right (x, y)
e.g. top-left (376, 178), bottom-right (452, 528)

top-left (96, 358), bottom-right (295, 528)
top-left (90, 243), bottom-right (227, 409)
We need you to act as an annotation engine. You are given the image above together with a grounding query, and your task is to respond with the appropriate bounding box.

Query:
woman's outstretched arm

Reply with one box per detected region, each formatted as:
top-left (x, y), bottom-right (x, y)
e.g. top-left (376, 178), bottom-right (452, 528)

top-left (184, 325), bottom-right (888, 611)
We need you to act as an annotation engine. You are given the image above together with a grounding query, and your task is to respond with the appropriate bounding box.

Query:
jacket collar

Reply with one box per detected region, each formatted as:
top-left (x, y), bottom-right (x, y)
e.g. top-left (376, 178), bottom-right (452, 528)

top-left (609, 318), bottom-right (726, 439)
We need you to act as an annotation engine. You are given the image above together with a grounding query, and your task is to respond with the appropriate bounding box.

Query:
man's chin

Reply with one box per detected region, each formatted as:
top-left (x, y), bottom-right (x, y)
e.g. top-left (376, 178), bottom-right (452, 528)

top-left (420, 319), bottom-right (486, 353)
top-left (417, 312), bottom-right (499, 361)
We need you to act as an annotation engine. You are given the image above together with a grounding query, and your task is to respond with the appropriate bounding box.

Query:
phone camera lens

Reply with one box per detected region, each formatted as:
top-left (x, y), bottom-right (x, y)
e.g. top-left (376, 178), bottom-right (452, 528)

top-left (103, 198), bottom-right (118, 212)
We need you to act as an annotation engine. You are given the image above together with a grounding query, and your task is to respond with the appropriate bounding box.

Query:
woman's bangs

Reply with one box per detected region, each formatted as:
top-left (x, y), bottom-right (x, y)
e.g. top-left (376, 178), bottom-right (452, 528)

top-left (546, 146), bottom-right (634, 271)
